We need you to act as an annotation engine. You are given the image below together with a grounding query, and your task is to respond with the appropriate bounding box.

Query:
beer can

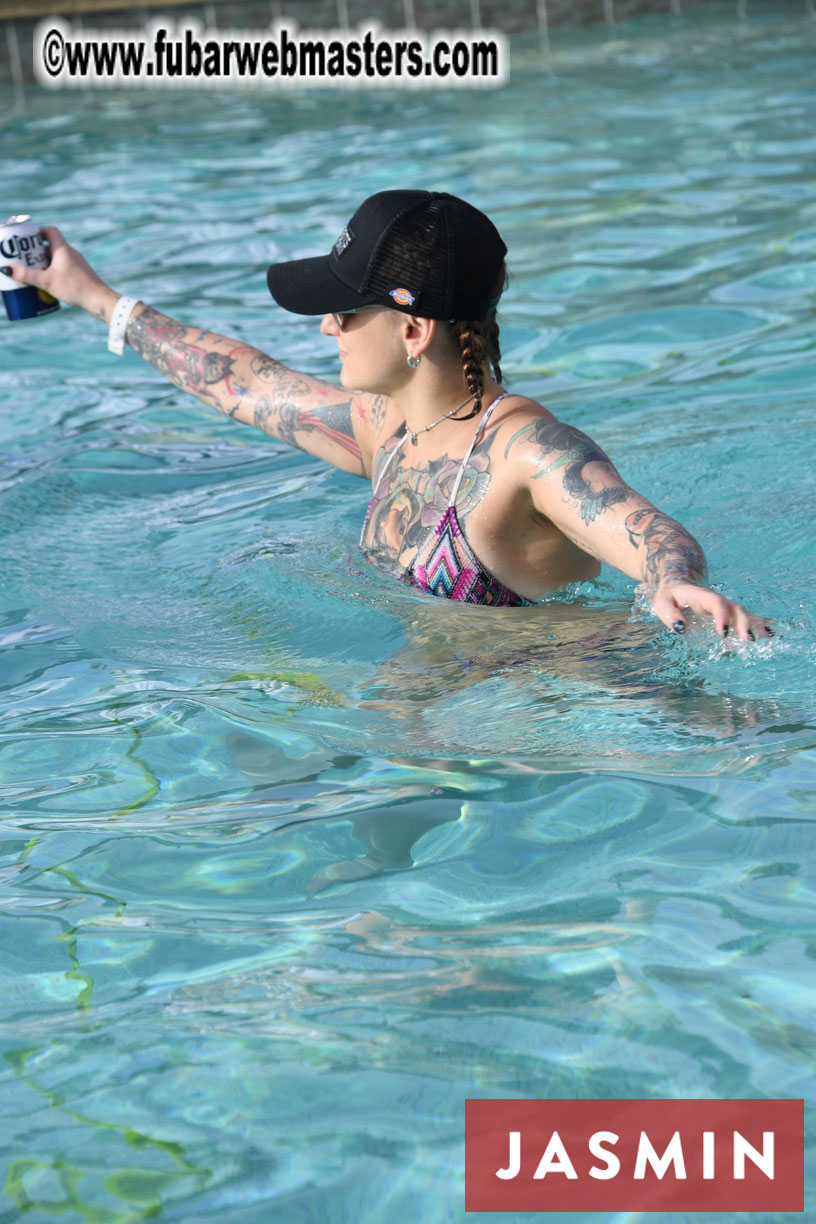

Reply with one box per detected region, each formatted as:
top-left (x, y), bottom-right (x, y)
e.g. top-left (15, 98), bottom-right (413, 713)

top-left (0, 215), bottom-right (60, 321)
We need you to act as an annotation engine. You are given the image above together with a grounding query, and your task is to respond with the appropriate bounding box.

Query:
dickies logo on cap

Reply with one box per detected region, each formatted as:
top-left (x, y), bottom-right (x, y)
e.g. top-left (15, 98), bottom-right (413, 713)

top-left (333, 225), bottom-right (353, 258)
top-left (389, 287), bottom-right (415, 307)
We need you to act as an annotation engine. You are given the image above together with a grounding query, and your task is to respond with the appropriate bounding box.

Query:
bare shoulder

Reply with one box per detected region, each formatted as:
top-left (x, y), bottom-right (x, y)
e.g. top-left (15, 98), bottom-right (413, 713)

top-left (490, 391), bottom-right (556, 431)
top-left (482, 393), bottom-right (634, 533)
top-left (483, 392), bottom-right (559, 462)
top-left (491, 395), bottom-right (620, 476)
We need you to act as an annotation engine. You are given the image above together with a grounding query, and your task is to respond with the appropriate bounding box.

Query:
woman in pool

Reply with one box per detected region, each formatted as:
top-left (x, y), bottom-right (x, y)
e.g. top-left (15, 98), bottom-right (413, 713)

top-left (4, 189), bottom-right (771, 641)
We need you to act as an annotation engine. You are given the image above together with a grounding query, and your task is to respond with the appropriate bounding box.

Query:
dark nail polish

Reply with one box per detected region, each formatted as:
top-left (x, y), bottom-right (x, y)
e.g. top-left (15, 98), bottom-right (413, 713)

top-left (765, 626), bottom-right (774, 637)
top-left (673, 620), bottom-right (685, 633)
top-left (747, 629), bottom-right (755, 641)
top-left (0, 267), bottom-right (12, 275)
top-left (722, 626), bottom-right (729, 638)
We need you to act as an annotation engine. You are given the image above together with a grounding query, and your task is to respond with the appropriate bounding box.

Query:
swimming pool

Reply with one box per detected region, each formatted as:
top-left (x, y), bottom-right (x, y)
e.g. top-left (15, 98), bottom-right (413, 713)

top-left (1, 2), bottom-right (814, 1220)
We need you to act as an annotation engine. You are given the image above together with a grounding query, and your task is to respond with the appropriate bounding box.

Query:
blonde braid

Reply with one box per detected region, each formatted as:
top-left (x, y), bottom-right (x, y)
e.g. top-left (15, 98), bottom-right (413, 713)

top-left (453, 320), bottom-right (487, 420)
top-left (485, 314), bottom-right (502, 384)
top-left (450, 264), bottom-right (507, 419)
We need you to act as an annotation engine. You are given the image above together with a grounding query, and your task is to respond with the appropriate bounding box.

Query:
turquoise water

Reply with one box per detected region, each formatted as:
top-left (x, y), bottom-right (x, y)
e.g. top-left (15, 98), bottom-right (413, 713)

top-left (1, 2), bottom-right (815, 1220)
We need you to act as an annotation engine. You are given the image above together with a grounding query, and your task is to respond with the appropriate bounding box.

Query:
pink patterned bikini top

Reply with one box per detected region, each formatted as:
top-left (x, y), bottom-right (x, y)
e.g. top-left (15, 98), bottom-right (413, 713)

top-left (360, 392), bottom-right (534, 607)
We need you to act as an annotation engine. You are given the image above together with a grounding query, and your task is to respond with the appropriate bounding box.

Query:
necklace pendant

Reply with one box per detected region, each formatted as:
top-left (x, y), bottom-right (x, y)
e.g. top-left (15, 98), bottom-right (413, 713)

top-left (410, 434), bottom-right (418, 446)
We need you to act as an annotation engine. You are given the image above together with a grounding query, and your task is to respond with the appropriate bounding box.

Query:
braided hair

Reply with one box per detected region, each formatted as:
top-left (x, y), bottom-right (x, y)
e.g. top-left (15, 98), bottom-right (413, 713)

top-left (450, 265), bottom-right (507, 420)
top-left (372, 219), bottom-right (506, 419)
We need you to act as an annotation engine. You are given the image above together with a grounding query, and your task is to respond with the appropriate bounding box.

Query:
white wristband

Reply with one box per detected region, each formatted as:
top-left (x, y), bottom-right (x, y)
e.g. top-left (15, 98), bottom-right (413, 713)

top-left (108, 295), bottom-right (141, 356)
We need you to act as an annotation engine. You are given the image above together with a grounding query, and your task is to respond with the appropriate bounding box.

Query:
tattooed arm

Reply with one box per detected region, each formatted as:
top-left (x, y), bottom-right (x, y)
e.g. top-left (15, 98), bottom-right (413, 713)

top-left (3, 226), bottom-right (386, 477)
top-left (506, 415), bottom-right (772, 642)
top-left (124, 304), bottom-right (387, 477)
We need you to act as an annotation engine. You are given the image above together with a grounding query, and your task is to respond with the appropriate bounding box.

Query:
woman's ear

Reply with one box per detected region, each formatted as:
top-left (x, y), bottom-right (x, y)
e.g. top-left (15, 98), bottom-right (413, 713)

top-left (400, 314), bottom-right (437, 356)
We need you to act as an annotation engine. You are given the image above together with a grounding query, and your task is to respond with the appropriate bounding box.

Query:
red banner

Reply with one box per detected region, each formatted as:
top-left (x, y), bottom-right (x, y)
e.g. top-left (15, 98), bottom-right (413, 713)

top-left (465, 1098), bottom-right (804, 1212)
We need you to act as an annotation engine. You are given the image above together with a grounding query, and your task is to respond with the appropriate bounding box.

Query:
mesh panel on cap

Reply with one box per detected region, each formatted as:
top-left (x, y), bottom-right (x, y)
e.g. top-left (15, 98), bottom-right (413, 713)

top-left (362, 199), bottom-right (452, 318)
top-left (452, 224), bottom-right (492, 310)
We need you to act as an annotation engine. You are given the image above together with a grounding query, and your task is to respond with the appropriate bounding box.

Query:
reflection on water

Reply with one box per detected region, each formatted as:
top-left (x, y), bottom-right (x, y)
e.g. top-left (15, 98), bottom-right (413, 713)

top-left (358, 596), bottom-right (785, 746)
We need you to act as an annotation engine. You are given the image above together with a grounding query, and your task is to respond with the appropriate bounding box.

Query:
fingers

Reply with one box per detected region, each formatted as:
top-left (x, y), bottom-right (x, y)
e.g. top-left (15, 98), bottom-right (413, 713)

top-left (705, 598), bottom-right (774, 643)
top-left (651, 587), bottom-right (691, 635)
top-left (39, 224), bottom-right (65, 247)
top-left (1, 227), bottom-right (67, 288)
top-left (731, 606), bottom-right (774, 643)
top-left (652, 583), bottom-right (774, 643)
top-left (730, 603), bottom-right (752, 641)
top-left (0, 222), bottom-right (66, 283)
top-left (0, 261), bottom-right (43, 288)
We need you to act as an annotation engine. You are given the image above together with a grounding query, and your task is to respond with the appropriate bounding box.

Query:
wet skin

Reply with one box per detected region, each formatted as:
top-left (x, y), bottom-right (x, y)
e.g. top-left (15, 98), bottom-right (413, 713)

top-left (122, 304), bottom-right (752, 619)
top-left (2, 224), bottom-right (773, 642)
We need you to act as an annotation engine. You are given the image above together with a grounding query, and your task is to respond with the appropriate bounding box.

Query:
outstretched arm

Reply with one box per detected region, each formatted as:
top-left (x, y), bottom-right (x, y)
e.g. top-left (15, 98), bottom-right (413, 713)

top-left (507, 416), bottom-right (772, 642)
top-left (3, 226), bottom-right (388, 477)
top-left (122, 303), bottom-right (388, 476)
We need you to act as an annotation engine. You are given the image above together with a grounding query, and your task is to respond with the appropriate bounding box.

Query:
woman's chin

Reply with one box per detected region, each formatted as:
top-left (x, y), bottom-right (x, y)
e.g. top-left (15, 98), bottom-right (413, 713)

top-left (340, 369), bottom-right (374, 395)
top-left (338, 365), bottom-right (391, 398)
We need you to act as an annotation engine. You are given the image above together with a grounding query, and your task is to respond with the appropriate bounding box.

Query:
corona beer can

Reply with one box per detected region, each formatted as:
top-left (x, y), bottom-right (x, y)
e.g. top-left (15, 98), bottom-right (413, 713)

top-left (0, 215), bottom-right (60, 321)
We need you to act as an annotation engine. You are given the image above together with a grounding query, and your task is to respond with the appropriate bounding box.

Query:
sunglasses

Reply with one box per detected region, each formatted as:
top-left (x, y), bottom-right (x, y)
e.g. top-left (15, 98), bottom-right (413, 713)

top-left (330, 305), bottom-right (390, 330)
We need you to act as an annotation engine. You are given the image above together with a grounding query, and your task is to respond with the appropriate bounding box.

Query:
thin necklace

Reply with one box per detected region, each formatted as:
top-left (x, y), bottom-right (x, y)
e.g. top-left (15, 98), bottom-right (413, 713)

top-left (405, 380), bottom-right (496, 447)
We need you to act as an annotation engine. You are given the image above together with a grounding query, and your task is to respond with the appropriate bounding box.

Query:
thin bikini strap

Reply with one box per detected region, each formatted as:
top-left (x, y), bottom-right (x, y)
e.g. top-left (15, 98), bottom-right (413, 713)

top-left (448, 391), bottom-right (511, 508)
top-left (371, 426), bottom-right (409, 497)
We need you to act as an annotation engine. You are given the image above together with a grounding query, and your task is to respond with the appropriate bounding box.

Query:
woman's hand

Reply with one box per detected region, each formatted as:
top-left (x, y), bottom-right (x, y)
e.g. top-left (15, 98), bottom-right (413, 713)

top-left (1, 225), bottom-right (119, 322)
top-left (651, 580), bottom-right (773, 642)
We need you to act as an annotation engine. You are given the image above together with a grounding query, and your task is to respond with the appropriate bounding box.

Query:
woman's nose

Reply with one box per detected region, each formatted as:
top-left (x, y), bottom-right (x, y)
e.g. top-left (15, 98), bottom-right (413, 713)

top-left (320, 312), bottom-right (339, 336)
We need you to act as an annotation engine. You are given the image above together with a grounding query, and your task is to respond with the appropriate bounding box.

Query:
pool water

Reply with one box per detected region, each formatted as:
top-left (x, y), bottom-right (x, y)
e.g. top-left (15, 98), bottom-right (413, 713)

top-left (1, 2), bottom-right (815, 1220)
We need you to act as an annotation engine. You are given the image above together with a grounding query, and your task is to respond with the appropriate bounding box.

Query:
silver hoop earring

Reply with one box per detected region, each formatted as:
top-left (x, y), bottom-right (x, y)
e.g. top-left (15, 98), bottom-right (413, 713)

top-left (406, 353), bottom-right (421, 368)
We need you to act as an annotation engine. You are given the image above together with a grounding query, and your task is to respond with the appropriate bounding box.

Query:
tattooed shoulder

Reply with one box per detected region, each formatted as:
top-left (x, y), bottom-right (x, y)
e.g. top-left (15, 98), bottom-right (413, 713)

top-left (504, 415), bottom-right (629, 525)
top-left (367, 395), bottom-right (389, 438)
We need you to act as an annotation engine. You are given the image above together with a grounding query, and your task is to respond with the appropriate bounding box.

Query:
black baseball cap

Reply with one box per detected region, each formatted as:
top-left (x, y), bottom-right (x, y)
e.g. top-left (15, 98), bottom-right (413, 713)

top-left (266, 189), bottom-right (507, 322)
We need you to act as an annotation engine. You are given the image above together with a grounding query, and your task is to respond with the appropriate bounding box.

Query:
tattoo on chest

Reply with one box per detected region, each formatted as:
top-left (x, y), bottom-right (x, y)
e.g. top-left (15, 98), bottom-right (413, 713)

top-left (364, 433), bottom-right (491, 561)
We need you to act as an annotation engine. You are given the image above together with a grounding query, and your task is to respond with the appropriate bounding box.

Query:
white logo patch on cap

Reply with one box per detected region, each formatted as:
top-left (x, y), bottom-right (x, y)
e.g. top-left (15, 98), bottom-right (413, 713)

top-left (333, 225), bottom-right (353, 258)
